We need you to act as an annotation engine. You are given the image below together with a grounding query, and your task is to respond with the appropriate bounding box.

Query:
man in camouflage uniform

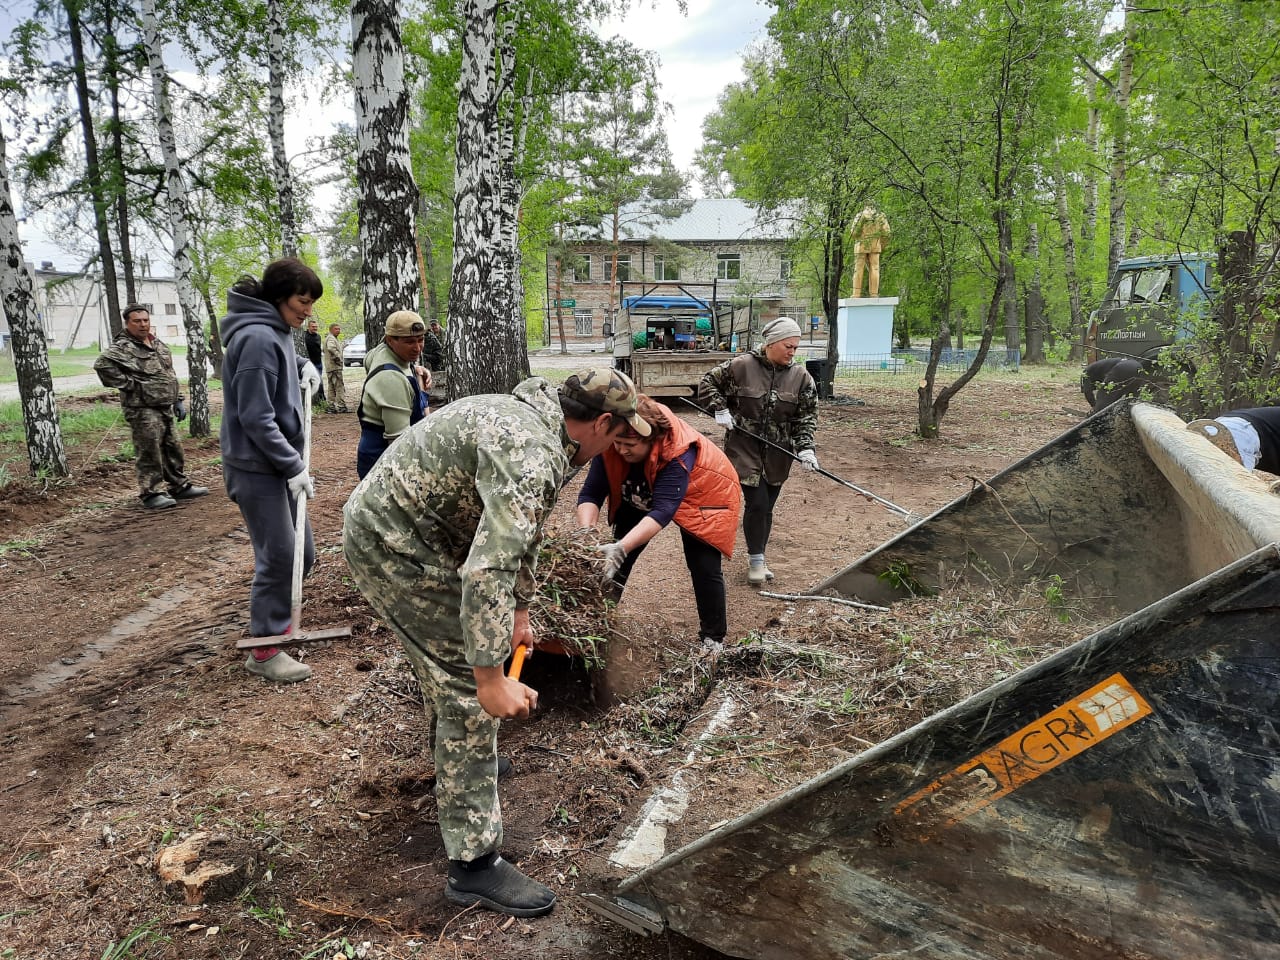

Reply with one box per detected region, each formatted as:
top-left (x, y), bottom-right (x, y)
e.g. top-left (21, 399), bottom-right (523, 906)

top-left (94, 304), bottom-right (209, 510)
top-left (343, 367), bottom-right (648, 917)
top-left (323, 322), bottom-right (348, 413)
top-left (701, 317), bottom-right (819, 584)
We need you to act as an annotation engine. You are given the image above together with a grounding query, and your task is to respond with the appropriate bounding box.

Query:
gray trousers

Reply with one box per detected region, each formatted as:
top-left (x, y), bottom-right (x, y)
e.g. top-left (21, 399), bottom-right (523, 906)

top-left (224, 465), bottom-right (315, 637)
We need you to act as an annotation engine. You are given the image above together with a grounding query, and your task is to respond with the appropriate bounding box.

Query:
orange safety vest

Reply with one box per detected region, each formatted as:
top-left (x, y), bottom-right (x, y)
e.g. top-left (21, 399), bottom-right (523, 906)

top-left (601, 401), bottom-right (742, 558)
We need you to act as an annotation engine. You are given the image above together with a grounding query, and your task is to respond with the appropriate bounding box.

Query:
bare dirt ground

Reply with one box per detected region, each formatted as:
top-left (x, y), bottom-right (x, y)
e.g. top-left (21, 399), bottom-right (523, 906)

top-left (0, 371), bottom-right (1085, 959)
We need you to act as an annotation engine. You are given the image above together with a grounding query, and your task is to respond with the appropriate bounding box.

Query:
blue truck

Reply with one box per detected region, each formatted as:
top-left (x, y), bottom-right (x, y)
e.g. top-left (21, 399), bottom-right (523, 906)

top-left (1080, 252), bottom-right (1215, 411)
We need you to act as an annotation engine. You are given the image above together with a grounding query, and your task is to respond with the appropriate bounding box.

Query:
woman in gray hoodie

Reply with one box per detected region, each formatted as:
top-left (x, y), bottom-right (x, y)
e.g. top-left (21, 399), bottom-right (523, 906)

top-left (220, 258), bottom-right (324, 682)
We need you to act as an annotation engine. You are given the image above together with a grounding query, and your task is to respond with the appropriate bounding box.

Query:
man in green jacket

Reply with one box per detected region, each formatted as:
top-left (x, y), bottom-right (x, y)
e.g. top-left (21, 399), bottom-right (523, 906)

top-left (94, 304), bottom-right (208, 510)
top-left (356, 310), bottom-right (433, 477)
top-left (343, 367), bottom-right (648, 918)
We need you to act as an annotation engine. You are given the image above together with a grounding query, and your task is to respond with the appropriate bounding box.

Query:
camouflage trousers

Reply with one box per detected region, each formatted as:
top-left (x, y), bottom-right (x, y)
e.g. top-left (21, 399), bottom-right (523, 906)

top-left (124, 405), bottom-right (189, 499)
top-left (343, 525), bottom-right (502, 862)
top-left (325, 368), bottom-right (348, 412)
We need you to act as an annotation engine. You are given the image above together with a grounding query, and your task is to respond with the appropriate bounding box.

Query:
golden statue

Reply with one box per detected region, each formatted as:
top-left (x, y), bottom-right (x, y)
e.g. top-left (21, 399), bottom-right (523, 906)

top-left (849, 205), bottom-right (891, 298)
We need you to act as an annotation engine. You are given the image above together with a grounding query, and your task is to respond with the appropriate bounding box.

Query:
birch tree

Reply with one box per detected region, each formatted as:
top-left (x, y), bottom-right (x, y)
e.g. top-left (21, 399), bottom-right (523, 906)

top-left (353, 0), bottom-right (421, 344)
top-left (447, 0), bottom-right (526, 398)
top-left (0, 120), bottom-right (68, 478)
top-left (267, 0), bottom-right (299, 260)
top-left (140, 0), bottom-right (211, 437)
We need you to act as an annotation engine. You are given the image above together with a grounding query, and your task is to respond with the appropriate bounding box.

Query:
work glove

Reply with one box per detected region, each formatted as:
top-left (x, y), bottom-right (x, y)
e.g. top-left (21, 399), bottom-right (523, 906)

top-left (714, 407), bottom-right (733, 429)
top-left (597, 541), bottom-right (628, 586)
top-left (286, 469), bottom-right (316, 502)
top-left (173, 398), bottom-right (187, 422)
top-left (299, 361), bottom-right (322, 396)
top-left (798, 449), bottom-right (820, 472)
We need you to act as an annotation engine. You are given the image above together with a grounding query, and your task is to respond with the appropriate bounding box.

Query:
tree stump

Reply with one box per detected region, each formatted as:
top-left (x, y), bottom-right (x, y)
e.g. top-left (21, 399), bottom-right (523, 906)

top-left (153, 831), bottom-right (260, 904)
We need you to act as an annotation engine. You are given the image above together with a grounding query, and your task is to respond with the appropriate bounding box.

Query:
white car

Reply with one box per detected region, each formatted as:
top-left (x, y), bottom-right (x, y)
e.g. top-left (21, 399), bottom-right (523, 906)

top-left (342, 333), bottom-right (366, 367)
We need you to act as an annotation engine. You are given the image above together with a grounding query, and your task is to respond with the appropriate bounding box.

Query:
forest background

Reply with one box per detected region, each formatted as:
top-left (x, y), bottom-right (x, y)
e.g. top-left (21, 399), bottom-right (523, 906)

top-left (0, 0), bottom-right (1277, 471)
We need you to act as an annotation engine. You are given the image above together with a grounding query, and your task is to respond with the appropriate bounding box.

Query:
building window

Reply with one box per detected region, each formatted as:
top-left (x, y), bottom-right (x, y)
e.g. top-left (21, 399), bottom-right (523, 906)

top-left (574, 310), bottom-right (593, 336)
top-left (570, 255), bottom-right (591, 283)
top-left (780, 256), bottom-right (793, 281)
top-left (653, 255), bottom-right (679, 281)
top-left (165, 302), bottom-right (178, 315)
top-left (717, 253), bottom-right (741, 280)
top-left (612, 255), bottom-right (631, 283)
top-left (166, 325), bottom-right (180, 338)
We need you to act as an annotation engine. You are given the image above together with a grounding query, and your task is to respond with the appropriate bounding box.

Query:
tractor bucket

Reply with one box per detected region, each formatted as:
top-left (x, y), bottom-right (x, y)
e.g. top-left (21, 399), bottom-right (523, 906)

top-left (587, 399), bottom-right (1280, 959)
top-left (812, 399), bottom-right (1280, 615)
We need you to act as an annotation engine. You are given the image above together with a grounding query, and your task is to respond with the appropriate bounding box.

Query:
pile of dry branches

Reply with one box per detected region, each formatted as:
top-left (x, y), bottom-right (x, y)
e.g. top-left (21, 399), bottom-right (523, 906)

top-left (528, 529), bottom-right (628, 667)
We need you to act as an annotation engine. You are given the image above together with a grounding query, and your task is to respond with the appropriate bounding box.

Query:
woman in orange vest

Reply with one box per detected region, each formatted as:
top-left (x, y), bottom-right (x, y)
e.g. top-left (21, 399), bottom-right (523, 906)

top-left (575, 396), bottom-right (741, 647)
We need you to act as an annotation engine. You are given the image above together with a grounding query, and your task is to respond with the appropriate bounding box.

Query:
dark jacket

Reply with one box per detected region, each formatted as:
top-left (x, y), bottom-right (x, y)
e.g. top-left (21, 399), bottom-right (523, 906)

top-left (219, 290), bottom-right (308, 476)
top-left (1231, 407), bottom-right (1280, 474)
top-left (304, 330), bottom-right (323, 369)
top-left (94, 331), bottom-right (181, 409)
top-left (701, 349), bottom-right (818, 487)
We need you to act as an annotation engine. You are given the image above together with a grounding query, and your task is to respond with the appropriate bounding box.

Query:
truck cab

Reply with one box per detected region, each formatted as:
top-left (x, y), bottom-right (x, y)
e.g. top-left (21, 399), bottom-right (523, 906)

top-left (1084, 253), bottom-right (1215, 364)
top-left (612, 291), bottom-right (740, 398)
top-left (1081, 253), bottom-right (1215, 410)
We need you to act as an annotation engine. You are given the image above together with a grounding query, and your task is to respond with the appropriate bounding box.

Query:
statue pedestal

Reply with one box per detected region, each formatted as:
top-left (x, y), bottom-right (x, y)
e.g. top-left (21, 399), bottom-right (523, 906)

top-left (836, 297), bottom-right (898, 359)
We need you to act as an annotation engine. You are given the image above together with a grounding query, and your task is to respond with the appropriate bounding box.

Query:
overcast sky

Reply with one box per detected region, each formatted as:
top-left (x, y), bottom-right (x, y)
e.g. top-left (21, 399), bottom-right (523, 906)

top-left (6, 0), bottom-right (771, 271)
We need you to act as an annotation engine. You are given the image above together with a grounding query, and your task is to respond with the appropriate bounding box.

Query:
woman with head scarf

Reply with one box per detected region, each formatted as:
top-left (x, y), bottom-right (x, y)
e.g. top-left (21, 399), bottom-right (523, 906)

top-left (700, 317), bottom-right (819, 585)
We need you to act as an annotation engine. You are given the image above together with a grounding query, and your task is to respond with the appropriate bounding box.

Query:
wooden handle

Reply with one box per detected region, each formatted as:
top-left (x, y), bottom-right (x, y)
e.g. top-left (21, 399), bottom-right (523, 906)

top-left (508, 643), bottom-right (529, 681)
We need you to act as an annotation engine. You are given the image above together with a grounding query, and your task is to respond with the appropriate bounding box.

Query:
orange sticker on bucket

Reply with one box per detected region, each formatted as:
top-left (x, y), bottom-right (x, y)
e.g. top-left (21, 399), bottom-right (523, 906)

top-left (895, 672), bottom-right (1152, 833)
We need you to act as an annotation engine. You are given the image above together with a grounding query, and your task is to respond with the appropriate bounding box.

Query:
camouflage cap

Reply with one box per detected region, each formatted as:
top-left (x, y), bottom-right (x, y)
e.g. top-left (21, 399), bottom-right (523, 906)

top-left (385, 310), bottom-right (426, 337)
top-left (560, 367), bottom-right (651, 437)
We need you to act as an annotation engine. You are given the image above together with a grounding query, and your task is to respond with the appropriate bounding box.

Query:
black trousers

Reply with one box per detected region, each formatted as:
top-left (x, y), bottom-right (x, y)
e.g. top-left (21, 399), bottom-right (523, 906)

top-left (612, 502), bottom-right (727, 641)
top-left (741, 481), bottom-right (783, 555)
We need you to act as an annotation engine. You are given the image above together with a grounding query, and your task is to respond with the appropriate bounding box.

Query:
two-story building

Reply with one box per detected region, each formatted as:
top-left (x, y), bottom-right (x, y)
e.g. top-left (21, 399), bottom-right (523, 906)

top-left (2, 260), bottom-right (182, 350)
top-left (545, 197), bottom-right (821, 344)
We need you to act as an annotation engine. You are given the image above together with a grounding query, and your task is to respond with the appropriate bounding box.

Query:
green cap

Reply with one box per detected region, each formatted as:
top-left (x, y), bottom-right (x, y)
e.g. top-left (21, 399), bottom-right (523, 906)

top-left (560, 367), bottom-right (651, 437)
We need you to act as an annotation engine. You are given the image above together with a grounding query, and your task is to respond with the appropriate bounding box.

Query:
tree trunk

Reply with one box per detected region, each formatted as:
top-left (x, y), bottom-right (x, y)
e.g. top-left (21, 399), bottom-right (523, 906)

top-left (1107, 5), bottom-right (1135, 280)
top-left (65, 0), bottom-right (123, 338)
top-left (553, 256), bottom-right (567, 354)
top-left (447, 0), bottom-right (527, 398)
top-left (140, 0), bottom-right (211, 438)
top-left (1083, 72), bottom-right (1099, 246)
top-left (1023, 221), bottom-right (1045, 364)
top-left (353, 0), bottom-right (421, 345)
top-left (102, 0), bottom-right (137, 307)
top-left (1053, 156), bottom-right (1085, 361)
top-left (204, 290), bottom-right (224, 381)
top-left (0, 122), bottom-right (69, 478)
top-left (1001, 243), bottom-right (1019, 361)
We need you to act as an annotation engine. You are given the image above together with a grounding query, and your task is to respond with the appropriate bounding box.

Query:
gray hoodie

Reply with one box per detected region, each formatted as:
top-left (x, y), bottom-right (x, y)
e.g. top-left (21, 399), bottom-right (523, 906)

top-left (219, 290), bottom-right (308, 476)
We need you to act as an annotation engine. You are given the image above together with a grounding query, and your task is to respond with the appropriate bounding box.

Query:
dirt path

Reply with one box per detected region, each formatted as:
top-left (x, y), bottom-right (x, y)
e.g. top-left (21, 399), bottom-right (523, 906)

top-left (0, 373), bottom-right (1082, 959)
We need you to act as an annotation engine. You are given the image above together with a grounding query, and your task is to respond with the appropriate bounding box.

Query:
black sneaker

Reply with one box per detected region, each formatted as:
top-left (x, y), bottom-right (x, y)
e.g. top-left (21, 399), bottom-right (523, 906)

top-left (497, 756), bottom-right (513, 780)
top-left (142, 493), bottom-right (177, 510)
top-left (445, 855), bottom-right (556, 917)
top-left (172, 484), bottom-right (209, 500)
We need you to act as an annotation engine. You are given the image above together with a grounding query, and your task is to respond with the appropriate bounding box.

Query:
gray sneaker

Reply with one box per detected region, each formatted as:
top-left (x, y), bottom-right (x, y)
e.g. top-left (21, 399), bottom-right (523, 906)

top-left (142, 492), bottom-right (177, 510)
top-left (244, 651), bottom-right (312, 683)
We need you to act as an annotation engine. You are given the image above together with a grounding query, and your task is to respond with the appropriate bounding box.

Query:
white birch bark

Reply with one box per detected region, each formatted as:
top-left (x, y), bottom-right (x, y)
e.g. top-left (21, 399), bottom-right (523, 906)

top-left (448, 0), bottom-right (527, 398)
top-left (140, 0), bottom-right (211, 437)
top-left (0, 121), bottom-right (69, 477)
top-left (352, 0), bottom-right (421, 343)
top-left (1053, 155), bottom-right (1085, 360)
top-left (1108, 4), bottom-right (1135, 280)
top-left (268, 0), bottom-right (299, 260)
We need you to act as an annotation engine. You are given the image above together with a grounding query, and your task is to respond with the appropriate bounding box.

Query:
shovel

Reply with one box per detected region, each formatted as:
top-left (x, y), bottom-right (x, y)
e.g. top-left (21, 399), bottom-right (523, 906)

top-left (679, 396), bottom-right (923, 523)
top-left (238, 380), bottom-right (354, 650)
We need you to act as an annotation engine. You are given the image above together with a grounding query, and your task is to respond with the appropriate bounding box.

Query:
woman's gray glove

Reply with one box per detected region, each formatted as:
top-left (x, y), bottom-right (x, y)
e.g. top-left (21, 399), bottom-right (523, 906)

top-left (798, 449), bottom-right (820, 472)
top-left (597, 541), bottom-right (628, 585)
top-left (174, 398), bottom-right (187, 421)
top-left (286, 469), bottom-right (315, 501)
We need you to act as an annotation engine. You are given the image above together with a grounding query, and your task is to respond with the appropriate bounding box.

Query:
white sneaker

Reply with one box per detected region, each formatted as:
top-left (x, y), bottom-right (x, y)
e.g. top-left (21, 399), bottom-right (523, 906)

top-left (244, 650), bottom-right (312, 683)
top-left (747, 562), bottom-right (767, 586)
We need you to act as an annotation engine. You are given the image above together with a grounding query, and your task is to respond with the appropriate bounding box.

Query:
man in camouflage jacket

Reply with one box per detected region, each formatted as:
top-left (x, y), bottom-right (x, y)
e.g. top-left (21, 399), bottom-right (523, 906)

top-left (94, 304), bottom-right (208, 510)
top-left (343, 367), bottom-right (648, 918)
